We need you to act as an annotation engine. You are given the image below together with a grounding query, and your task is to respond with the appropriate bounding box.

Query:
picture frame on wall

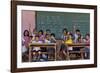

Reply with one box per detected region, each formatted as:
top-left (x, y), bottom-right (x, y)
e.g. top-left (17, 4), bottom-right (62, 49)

top-left (11, 1), bottom-right (97, 73)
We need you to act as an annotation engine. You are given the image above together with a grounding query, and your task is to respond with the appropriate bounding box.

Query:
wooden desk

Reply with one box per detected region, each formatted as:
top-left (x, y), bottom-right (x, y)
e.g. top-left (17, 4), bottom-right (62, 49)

top-left (68, 43), bottom-right (89, 47)
top-left (29, 43), bottom-right (56, 62)
top-left (66, 43), bottom-right (90, 60)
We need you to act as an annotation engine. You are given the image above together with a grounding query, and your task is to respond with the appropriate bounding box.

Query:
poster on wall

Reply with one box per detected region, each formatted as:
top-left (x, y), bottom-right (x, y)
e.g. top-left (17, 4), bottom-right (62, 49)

top-left (11, 1), bottom-right (97, 72)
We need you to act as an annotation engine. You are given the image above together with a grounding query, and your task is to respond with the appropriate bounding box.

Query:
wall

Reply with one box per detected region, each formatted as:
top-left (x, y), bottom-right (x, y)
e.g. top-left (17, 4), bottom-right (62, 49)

top-left (22, 10), bottom-right (35, 35)
top-left (0, 0), bottom-right (100, 73)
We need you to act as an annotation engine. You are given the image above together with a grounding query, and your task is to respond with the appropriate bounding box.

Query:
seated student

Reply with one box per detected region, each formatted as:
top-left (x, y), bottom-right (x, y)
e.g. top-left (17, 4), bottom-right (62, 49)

top-left (65, 32), bottom-right (73, 51)
top-left (42, 34), bottom-right (51, 60)
top-left (72, 29), bottom-right (83, 59)
top-left (38, 32), bottom-right (50, 61)
top-left (59, 28), bottom-right (68, 60)
top-left (44, 33), bottom-right (56, 43)
top-left (41, 33), bottom-right (56, 61)
top-left (77, 34), bottom-right (83, 43)
top-left (32, 35), bottom-right (42, 62)
top-left (59, 40), bottom-right (68, 60)
top-left (37, 30), bottom-right (46, 61)
top-left (84, 33), bottom-right (90, 59)
top-left (44, 34), bottom-right (51, 43)
top-left (73, 29), bottom-right (81, 43)
top-left (64, 32), bottom-right (73, 60)
top-left (38, 30), bottom-right (45, 42)
top-left (65, 32), bottom-right (73, 44)
top-left (22, 30), bottom-right (31, 62)
top-left (73, 29), bottom-right (82, 51)
top-left (43, 29), bottom-right (51, 40)
top-left (61, 28), bottom-right (68, 41)
top-left (43, 31), bottom-right (47, 39)
top-left (50, 33), bottom-right (56, 43)
top-left (46, 29), bottom-right (51, 35)
top-left (31, 29), bottom-right (37, 41)
top-left (41, 29), bottom-right (49, 39)
top-left (47, 33), bottom-right (56, 60)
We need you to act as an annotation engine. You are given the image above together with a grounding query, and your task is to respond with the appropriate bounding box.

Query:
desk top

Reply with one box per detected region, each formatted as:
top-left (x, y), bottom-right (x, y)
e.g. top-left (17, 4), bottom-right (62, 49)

top-left (29, 43), bottom-right (56, 46)
top-left (67, 43), bottom-right (90, 47)
top-left (29, 43), bottom-right (89, 47)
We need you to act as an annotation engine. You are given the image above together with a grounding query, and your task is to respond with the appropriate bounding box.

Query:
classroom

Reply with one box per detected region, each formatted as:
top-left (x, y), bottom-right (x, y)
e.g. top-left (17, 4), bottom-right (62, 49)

top-left (21, 10), bottom-right (90, 62)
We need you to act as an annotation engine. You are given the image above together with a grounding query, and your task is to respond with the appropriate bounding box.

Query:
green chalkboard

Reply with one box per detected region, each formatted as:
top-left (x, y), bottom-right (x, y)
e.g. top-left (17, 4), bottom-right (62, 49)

top-left (36, 11), bottom-right (90, 39)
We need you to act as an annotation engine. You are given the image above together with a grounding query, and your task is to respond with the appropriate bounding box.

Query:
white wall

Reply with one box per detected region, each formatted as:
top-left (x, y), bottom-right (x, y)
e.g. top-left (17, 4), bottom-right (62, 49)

top-left (0, 0), bottom-right (100, 73)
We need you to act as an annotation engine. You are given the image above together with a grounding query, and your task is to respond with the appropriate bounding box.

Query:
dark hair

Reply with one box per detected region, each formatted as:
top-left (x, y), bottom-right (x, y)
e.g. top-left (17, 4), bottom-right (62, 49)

top-left (23, 30), bottom-right (29, 36)
top-left (62, 28), bottom-right (68, 34)
top-left (51, 33), bottom-right (55, 37)
top-left (39, 30), bottom-right (43, 35)
top-left (69, 32), bottom-right (73, 37)
top-left (76, 29), bottom-right (80, 32)
top-left (86, 33), bottom-right (90, 37)
top-left (46, 29), bottom-right (51, 34)
top-left (63, 28), bottom-right (67, 32)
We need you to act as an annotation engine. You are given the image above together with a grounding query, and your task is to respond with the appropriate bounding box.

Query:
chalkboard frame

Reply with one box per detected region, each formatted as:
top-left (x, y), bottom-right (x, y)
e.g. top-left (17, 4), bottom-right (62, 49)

top-left (11, 0), bottom-right (97, 73)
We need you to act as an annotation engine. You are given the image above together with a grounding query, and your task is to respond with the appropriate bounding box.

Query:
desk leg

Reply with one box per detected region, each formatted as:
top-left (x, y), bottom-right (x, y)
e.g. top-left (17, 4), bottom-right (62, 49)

top-left (80, 48), bottom-right (84, 59)
top-left (66, 50), bottom-right (70, 60)
top-left (29, 46), bottom-right (32, 62)
top-left (55, 46), bottom-right (56, 61)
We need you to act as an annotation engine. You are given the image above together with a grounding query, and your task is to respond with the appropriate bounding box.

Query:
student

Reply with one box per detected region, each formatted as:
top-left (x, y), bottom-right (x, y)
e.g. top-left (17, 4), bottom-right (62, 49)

top-left (32, 35), bottom-right (42, 61)
top-left (59, 40), bottom-right (68, 60)
top-left (65, 32), bottom-right (73, 44)
top-left (61, 28), bottom-right (68, 41)
top-left (50, 33), bottom-right (56, 43)
top-left (43, 31), bottom-right (47, 39)
top-left (31, 29), bottom-right (37, 41)
top-left (72, 29), bottom-right (82, 59)
top-left (22, 30), bottom-right (31, 62)
top-left (44, 34), bottom-right (51, 43)
top-left (73, 29), bottom-right (81, 43)
top-left (84, 33), bottom-right (90, 59)
top-left (59, 28), bottom-right (68, 60)
top-left (38, 30), bottom-right (45, 42)
top-left (47, 33), bottom-right (56, 60)
top-left (77, 34), bottom-right (83, 43)
top-left (39, 34), bottom-right (50, 61)
top-left (65, 32), bottom-right (73, 52)
top-left (43, 29), bottom-right (51, 41)
top-left (38, 30), bottom-right (49, 61)
top-left (73, 29), bottom-right (82, 51)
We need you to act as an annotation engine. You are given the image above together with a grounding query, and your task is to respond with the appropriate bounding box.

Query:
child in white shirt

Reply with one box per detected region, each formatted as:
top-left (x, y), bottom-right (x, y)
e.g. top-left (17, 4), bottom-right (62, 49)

top-left (32, 35), bottom-right (42, 61)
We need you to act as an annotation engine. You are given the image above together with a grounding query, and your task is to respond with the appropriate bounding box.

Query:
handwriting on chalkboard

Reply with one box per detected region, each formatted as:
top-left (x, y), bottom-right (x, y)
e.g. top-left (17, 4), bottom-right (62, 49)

top-left (36, 11), bottom-right (90, 39)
